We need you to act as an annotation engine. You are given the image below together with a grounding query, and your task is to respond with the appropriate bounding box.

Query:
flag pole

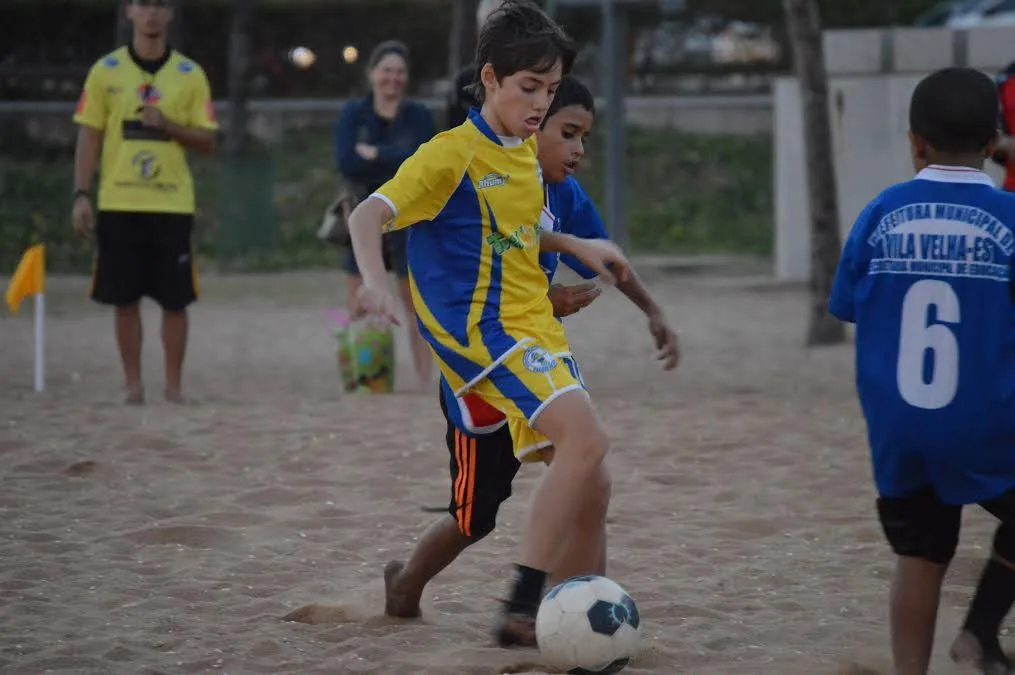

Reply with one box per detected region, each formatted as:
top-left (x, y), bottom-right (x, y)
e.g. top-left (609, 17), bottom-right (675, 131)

top-left (33, 291), bottom-right (45, 393)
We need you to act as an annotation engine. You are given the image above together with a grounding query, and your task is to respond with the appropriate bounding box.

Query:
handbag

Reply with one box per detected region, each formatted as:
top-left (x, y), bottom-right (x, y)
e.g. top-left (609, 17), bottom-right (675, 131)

top-left (317, 183), bottom-right (365, 247)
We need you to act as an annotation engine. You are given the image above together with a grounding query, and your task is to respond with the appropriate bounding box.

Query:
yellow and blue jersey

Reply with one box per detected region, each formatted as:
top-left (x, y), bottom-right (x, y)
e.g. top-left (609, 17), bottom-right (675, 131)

top-left (373, 108), bottom-right (572, 398)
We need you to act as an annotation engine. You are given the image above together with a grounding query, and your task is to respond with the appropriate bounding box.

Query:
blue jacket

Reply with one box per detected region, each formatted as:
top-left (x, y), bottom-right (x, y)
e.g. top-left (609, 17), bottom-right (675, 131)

top-left (333, 96), bottom-right (436, 194)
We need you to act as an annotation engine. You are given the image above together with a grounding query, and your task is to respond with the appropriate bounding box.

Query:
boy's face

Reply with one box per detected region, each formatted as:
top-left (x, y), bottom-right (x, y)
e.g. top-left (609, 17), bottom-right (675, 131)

top-left (480, 62), bottom-right (562, 139)
top-left (537, 104), bottom-right (594, 184)
top-left (127, 0), bottom-right (173, 39)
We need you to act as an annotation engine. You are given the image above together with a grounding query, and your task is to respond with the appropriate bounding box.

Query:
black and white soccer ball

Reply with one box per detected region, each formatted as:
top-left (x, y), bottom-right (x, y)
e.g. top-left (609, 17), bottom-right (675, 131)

top-left (535, 575), bottom-right (641, 674)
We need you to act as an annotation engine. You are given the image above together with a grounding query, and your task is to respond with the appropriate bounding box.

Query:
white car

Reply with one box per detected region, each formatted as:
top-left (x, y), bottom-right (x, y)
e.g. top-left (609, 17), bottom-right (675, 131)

top-left (947, 0), bottom-right (1015, 27)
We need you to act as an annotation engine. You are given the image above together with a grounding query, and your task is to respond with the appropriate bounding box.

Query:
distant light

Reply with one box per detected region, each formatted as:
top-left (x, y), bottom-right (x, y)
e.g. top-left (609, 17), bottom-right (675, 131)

top-left (343, 45), bottom-right (359, 64)
top-left (289, 46), bottom-right (316, 69)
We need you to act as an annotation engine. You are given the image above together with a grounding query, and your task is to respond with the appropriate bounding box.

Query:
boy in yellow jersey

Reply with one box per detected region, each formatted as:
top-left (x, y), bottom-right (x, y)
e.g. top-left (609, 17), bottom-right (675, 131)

top-left (349, 0), bottom-right (630, 647)
top-left (382, 74), bottom-right (679, 624)
top-left (72, 0), bottom-right (217, 404)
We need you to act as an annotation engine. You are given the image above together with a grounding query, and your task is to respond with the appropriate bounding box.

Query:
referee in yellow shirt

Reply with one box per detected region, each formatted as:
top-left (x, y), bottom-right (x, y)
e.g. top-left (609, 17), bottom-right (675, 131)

top-left (71, 0), bottom-right (217, 405)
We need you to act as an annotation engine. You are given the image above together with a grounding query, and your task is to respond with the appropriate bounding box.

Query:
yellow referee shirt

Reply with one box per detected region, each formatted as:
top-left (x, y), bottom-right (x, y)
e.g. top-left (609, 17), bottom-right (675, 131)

top-left (74, 46), bottom-right (218, 215)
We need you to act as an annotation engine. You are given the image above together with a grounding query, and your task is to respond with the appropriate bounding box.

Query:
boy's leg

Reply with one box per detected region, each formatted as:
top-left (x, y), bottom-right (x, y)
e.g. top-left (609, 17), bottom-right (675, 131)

top-left (877, 488), bottom-right (962, 675)
top-left (952, 492), bottom-right (1015, 674)
top-left (149, 214), bottom-right (198, 403)
top-left (538, 447), bottom-right (611, 588)
top-left (91, 211), bottom-right (146, 404)
top-left (385, 391), bottom-right (520, 617)
top-left (497, 390), bottom-right (609, 646)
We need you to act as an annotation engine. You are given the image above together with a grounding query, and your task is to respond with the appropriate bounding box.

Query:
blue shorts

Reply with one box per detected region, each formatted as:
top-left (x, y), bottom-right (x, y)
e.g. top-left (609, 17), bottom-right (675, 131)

top-left (343, 228), bottom-right (409, 278)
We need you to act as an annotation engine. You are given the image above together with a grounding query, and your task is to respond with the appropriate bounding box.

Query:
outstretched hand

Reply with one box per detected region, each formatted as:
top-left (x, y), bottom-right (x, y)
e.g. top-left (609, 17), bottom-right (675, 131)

top-left (570, 238), bottom-right (630, 285)
top-left (648, 311), bottom-right (679, 371)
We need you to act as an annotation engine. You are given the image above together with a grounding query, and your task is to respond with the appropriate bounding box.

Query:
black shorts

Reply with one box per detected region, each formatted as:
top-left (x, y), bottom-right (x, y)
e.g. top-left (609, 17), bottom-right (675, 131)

top-left (439, 387), bottom-right (520, 539)
top-left (91, 211), bottom-right (198, 311)
top-left (877, 486), bottom-right (1015, 564)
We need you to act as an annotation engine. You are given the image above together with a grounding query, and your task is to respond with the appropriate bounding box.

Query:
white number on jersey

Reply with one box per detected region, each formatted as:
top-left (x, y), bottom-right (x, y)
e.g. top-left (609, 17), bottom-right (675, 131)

top-left (896, 279), bottom-right (961, 410)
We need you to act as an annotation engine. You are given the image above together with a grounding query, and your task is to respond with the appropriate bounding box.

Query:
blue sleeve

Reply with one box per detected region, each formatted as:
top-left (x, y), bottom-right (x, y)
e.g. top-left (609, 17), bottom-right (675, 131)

top-left (334, 102), bottom-right (371, 179)
top-left (557, 180), bottom-right (610, 279)
top-left (376, 104), bottom-right (436, 170)
top-left (828, 200), bottom-right (877, 324)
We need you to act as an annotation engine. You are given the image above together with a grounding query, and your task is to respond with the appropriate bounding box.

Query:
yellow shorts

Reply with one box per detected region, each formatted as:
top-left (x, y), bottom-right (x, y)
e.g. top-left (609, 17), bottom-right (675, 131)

top-left (468, 343), bottom-right (587, 462)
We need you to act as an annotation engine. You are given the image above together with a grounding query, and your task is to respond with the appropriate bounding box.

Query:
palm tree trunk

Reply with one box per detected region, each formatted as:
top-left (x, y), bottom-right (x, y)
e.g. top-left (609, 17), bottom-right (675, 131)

top-left (782, 0), bottom-right (846, 346)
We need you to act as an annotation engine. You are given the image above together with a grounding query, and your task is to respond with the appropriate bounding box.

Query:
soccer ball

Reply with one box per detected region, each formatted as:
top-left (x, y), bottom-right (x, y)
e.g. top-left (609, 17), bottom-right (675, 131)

top-left (535, 575), bottom-right (641, 674)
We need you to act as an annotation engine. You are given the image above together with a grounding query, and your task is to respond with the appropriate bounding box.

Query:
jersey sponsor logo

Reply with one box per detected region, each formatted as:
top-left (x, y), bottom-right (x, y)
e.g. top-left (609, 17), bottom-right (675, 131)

top-left (178, 61), bottom-right (195, 74)
top-left (477, 172), bottom-right (509, 189)
top-left (114, 151), bottom-right (178, 193)
top-left (522, 346), bottom-right (558, 373)
top-left (121, 120), bottom-right (172, 142)
top-left (865, 202), bottom-right (1014, 282)
top-left (486, 223), bottom-right (541, 255)
top-left (102, 56), bottom-right (120, 68)
top-left (132, 150), bottom-right (161, 180)
top-left (136, 83), bottom-right (162, 105)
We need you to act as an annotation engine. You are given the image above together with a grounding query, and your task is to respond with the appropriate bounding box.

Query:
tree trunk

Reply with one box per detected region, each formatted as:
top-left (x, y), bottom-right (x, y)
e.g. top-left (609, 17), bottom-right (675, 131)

top-left (782, 0), bottom-right (846, 346)
top-left (225, 0), bottom-right (253, 156)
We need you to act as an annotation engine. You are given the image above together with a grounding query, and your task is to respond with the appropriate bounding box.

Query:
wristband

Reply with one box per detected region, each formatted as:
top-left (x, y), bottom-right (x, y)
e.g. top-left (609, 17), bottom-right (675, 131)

top-left (72, 189), bottom-right (91, 202)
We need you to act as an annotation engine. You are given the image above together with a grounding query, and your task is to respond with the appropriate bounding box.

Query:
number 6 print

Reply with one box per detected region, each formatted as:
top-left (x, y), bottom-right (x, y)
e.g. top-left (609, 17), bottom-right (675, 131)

top-left (896, 279), bottom-right (961, 410)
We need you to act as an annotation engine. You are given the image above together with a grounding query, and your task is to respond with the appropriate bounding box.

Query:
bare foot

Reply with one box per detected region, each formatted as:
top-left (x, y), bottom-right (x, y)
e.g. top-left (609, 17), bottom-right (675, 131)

top-left (281, 604), bottom-right (349, 625)
top-left (125, 387), bottom-right (145, 405)
top-left (165, 389), bottom-right (198, 405)
top-left (384, 560), bottom-right (421, 619)
top-left (950, 630), bottom-right (1013, 675)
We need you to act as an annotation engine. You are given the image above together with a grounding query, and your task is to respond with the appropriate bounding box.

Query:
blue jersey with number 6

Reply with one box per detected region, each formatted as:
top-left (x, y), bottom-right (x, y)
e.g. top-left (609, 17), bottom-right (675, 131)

top-left (830, 165), bottom-right (1015, 505)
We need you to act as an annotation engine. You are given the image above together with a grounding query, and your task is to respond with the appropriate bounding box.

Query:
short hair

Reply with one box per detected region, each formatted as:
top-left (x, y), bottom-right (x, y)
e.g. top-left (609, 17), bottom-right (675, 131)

top-left (470, 0), bottom-right (577, 104)
top-left (544, 75), bottom-right (595, 126)
top-left (367, 40), bottom-right (409, 71)
top-left (909, 67), bottom-right (999, 154)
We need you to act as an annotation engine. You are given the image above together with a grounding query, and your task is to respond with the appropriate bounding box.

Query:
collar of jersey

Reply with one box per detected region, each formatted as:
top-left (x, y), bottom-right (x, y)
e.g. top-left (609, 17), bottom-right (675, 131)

top-left (916, 165), bottom-right (995, 186)
top-left (127, 42), bottom-right (172, 74)
top-left (467, 107), bottom-right (522, 147)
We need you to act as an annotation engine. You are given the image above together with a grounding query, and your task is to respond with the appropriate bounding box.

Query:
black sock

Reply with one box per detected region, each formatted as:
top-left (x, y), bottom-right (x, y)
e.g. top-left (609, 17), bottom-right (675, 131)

top-left (506, 564), bottom-right (547, 616)
top-left (964, 558), bottom-right (1015, 662)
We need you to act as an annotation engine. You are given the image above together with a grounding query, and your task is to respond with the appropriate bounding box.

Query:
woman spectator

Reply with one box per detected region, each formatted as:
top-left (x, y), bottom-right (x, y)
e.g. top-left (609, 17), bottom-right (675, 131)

top-left (334, 40), bottom-right (435, 390)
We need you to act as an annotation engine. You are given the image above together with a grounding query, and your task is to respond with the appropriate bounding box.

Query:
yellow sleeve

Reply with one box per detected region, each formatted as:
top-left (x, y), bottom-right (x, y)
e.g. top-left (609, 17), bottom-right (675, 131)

top-left (189, 68), bottom-right (219, 131)
top-left (73, 65), bottom-right (107, 130)
top-left (373, 133), bottom-right (472, 231)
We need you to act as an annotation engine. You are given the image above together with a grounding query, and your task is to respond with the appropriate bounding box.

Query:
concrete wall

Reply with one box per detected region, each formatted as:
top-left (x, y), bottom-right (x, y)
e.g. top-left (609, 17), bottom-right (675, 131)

top-left (775, 26), bottom-right (1014, 282)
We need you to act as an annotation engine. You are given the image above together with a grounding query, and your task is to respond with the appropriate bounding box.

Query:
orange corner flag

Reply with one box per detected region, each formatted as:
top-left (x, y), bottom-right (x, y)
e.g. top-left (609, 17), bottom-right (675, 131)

top-left (5, 244), bottom-right (45, 314)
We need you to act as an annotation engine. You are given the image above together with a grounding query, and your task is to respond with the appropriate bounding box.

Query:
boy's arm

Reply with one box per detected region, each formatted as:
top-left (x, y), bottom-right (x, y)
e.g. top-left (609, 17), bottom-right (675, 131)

top-left (348, 197), bottom-right (395, 290)
top-left (829, 201), bottom-right (878, 323)
top-left (616, 268), bottom-right (661, 318)
top-left (616, 268), bottom-right (679, 370)
top-left (159, 68), bottom-right (217, 154)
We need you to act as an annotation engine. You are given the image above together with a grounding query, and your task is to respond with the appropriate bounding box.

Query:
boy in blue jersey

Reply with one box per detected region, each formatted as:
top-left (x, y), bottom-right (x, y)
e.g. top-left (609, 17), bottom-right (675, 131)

top-left (829, 67), bottom-right (1015, 675)
top-left (381, 75), bottom-right (679, 622)
top-left (347, 1), bottom-right (634, 647)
